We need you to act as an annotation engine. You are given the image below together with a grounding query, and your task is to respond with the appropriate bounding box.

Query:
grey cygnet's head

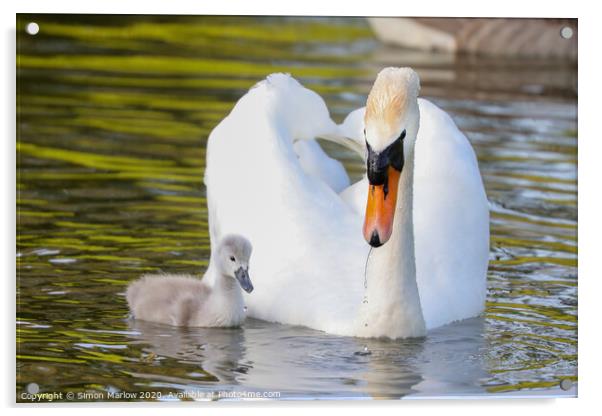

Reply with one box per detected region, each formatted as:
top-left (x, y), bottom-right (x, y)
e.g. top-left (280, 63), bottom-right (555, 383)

top-left (217, 234), bottom-right (253, 293)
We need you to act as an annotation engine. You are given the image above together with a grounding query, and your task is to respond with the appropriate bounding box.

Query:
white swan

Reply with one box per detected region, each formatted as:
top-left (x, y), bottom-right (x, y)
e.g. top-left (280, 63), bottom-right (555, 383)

top-left (293, 139), bottom-right (350, 193)
top-left (204, 68), bottom-right (489, 338)
top-left (126, 235), bottom-right (253, 327)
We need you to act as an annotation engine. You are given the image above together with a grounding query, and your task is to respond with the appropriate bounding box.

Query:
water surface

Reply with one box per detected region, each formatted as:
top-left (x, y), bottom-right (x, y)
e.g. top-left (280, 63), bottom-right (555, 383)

top-left (16, 15), bottom-right (577, 400)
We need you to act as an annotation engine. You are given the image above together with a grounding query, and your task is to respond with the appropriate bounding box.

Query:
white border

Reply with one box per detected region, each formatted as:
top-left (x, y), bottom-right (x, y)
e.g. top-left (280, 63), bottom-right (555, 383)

top-left (3, 1), bottom-right (600, 415)
top-left (9, 0), bottom-right (582, 17)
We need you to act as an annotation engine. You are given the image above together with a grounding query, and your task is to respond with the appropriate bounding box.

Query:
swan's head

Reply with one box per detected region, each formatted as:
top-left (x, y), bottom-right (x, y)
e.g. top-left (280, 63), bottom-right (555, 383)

top-left (363, 67), bottom-right (421, 247)
top-left (217, 235), bottom-right (254, 293)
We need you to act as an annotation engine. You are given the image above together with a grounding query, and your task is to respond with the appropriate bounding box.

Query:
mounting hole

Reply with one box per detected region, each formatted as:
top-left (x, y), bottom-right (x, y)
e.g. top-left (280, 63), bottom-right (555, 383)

top-left (559, 379), bottom-right (573, 391)
top-left (26, 382), bottom-right (40, 394)
top-left (560, 26), bottom-right (573, 40)
top-left (26, 22), bottom-right (39, 35)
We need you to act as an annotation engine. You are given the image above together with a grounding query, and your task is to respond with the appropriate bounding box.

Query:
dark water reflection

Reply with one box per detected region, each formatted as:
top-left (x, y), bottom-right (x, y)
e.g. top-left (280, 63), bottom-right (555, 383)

top-left (16, 14), bottom-right (576, 400)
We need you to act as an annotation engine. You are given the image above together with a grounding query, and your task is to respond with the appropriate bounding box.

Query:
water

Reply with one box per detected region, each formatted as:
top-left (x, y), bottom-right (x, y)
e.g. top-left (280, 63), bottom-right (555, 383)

top-left (16, 15), bottom-right (577, 400)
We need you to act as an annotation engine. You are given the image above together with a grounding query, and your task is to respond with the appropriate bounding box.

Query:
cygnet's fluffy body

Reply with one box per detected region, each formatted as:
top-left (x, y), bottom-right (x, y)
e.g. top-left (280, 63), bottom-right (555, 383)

top-left (126, 235), bottom-right (253, 327)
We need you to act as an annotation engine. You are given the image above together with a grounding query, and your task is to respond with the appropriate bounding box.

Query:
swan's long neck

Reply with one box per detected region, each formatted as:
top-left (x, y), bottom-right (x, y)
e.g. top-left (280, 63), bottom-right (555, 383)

top-left (357, 147), bottom-right (426, 338)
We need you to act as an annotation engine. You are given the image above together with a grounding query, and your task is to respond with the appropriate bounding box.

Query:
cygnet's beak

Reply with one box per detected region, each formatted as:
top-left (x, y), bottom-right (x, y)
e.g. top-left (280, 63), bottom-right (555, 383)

top-left (235, 267), bottom-right (253, 293)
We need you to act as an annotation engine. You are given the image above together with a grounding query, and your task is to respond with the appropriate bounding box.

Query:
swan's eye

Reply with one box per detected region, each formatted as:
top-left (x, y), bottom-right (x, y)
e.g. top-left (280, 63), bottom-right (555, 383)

top-left (363, 128), bottom-right (366, 138)
top-left (399, 129), bottom-right (406, 140)
top-left (229, 256), bottom-right (236, 262)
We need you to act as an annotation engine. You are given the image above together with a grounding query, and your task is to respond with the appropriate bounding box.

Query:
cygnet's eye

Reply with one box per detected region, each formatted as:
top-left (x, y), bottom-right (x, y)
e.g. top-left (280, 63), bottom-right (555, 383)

top-left (229, 256), bottom-right (236, 262)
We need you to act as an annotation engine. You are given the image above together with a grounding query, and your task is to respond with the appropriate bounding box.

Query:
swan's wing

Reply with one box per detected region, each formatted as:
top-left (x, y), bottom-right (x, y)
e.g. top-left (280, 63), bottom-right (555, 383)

top-left (315, 133), bottom-right (365, 159)
top-left (294, 139), bottom-right (350, 193)
top-left (294, 106), bottom-right (369, 194)
top-left (205, 74), bottom-right (368, 335)
top-left (327, 106), bottom-right (372, 213)
top-left (413, 98), bottom-right (490, 329)
top-left (339, 175), bottom-right (368, 216)
top-left (315, 106), bottom-right (368, 161)
top-left (339, 107), bottom-right (367, 144)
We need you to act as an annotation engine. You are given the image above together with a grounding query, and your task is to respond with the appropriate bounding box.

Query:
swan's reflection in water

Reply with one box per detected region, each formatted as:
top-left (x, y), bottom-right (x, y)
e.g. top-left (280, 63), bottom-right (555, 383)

top-left (128, 317), bottom-right (487, 399)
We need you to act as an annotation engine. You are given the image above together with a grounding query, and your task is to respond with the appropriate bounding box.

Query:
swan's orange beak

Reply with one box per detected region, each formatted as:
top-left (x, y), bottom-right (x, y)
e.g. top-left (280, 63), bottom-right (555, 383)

top-left (363, 166), bottom-right (400, 247)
